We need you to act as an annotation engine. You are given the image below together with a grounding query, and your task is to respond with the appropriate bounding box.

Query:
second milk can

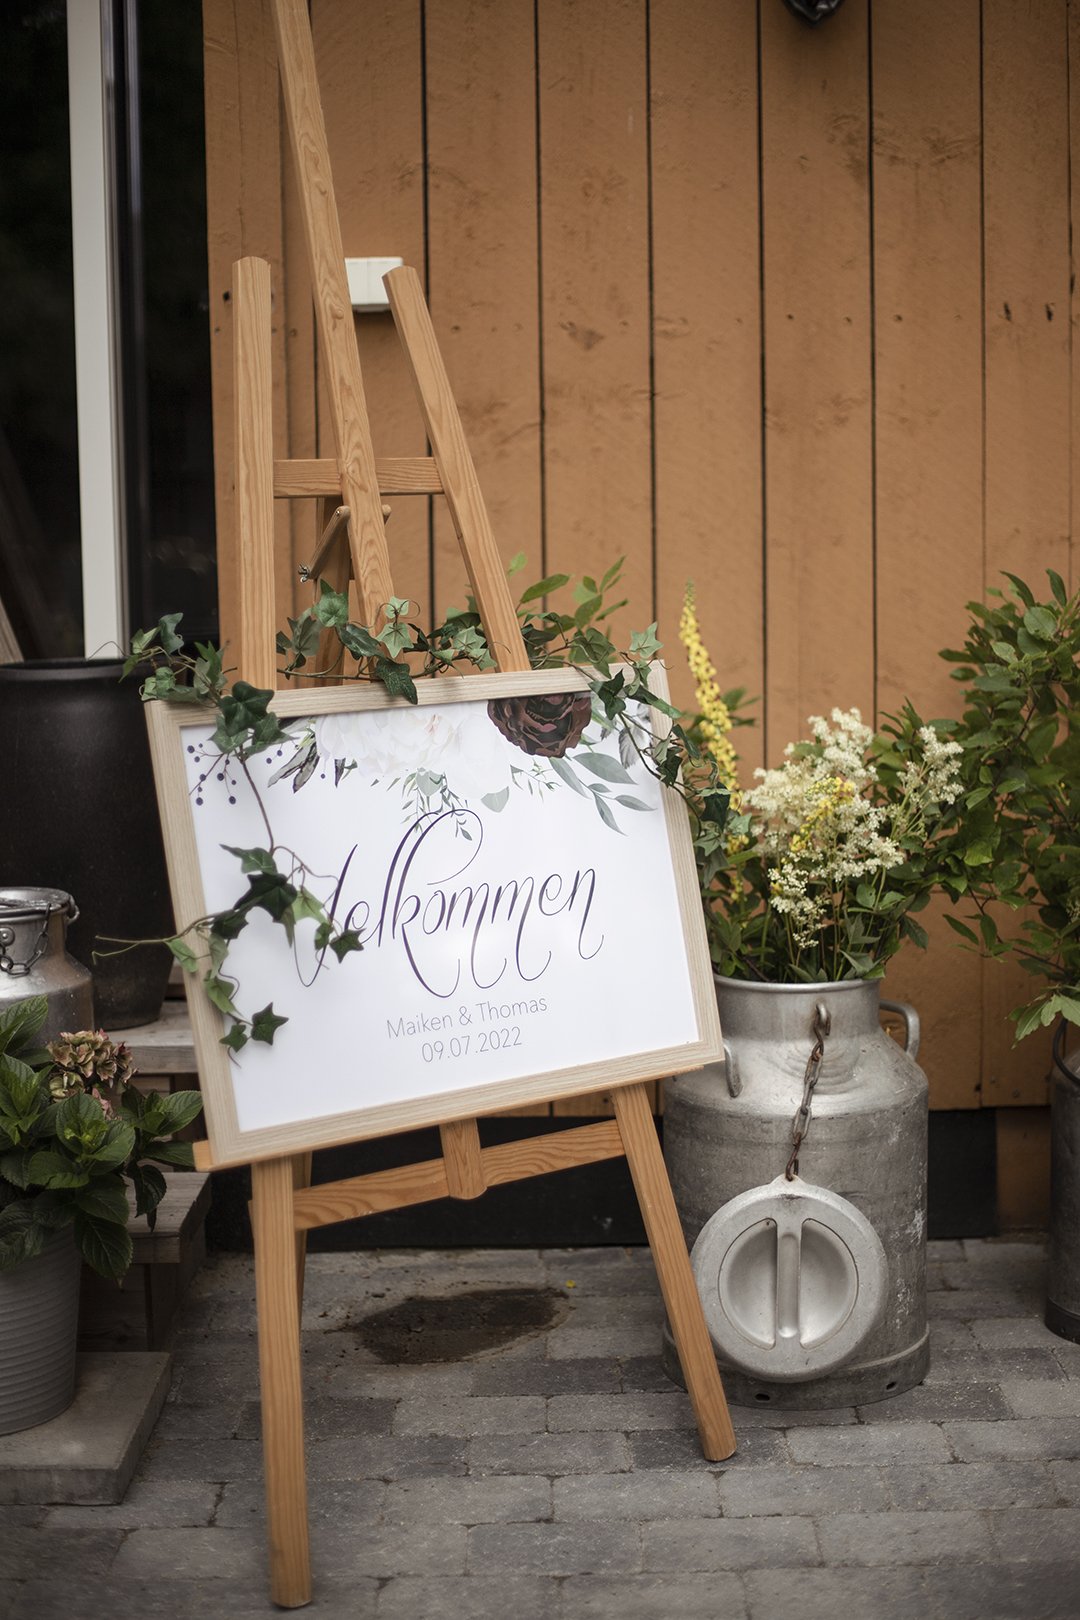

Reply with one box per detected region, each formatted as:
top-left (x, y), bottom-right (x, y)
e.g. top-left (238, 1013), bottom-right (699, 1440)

top-left (0, 888), bottom-right (94, 1044)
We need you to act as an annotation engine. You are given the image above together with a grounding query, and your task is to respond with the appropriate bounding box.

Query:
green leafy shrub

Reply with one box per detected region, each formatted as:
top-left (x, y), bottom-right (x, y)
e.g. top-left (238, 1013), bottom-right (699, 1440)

top-left (940, 570), bottom-right (1080, 1038)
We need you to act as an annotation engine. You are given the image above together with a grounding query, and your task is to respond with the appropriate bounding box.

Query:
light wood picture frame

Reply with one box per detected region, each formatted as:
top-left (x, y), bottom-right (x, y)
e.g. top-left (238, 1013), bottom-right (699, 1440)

top-left (146, 664), bottom-right (721, 1169)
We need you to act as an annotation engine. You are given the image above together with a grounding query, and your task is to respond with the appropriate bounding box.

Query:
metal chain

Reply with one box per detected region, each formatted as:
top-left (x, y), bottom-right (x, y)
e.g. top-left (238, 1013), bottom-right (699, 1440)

top-left (0, 904), bottom-right (53, 978)
top-left (784, 1000), bottom-right (831, 1181)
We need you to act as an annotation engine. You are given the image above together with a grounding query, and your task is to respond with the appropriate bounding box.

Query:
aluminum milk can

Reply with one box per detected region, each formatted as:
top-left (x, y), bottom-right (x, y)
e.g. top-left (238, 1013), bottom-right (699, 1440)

top-left (0, 888), bottom-right (94, 1045)
top-left (663, 976), bottom-right (929, 1407)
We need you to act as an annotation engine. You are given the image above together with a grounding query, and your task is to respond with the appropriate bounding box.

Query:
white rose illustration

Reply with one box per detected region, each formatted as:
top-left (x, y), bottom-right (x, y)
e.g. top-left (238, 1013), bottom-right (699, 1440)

top-left (438, 709), bottom-right (516, 803)
top-left (313, 707), bottom-right (458, 780)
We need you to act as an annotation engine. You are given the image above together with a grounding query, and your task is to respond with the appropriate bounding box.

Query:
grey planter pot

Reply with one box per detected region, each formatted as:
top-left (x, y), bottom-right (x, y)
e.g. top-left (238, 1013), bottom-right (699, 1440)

top-left (0, 1227), bottom-right (80, 1435)
top-left (1047, 1033), bottom-right (1080, 1343)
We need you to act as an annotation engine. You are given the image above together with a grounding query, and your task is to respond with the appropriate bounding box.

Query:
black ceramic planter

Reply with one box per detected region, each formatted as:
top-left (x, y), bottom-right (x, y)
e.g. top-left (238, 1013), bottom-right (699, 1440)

top-left (0, 658), bottom-right (175, 1027)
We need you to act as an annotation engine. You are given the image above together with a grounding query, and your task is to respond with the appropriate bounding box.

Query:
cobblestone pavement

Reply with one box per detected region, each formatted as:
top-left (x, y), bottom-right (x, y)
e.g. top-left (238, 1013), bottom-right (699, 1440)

top-left (3, 1238), bottom-right (1079, 1619)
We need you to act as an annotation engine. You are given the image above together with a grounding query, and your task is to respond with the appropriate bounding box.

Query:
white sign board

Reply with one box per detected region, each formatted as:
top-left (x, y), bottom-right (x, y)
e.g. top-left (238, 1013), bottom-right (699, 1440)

top-left (147, 668), bottom-right (721, 1166)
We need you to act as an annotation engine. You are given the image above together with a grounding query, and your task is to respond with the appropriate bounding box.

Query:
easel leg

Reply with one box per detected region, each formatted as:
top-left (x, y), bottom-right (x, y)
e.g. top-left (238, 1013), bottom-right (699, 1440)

top-left (252, 1157), bottom-right (311, 1607)
top-left (613, 1083), bottom-right (737, 1461)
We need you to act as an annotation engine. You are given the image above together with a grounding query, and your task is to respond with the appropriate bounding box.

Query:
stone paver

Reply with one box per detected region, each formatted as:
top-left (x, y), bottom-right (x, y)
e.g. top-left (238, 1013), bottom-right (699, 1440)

top-left (642, 1514), bottom-right (820, 1571)
top-left (744, 1567), bottom-right (928, 1620)
top-left (880, 1459), bottom-right (1058, 1511)
top-left (918, 1561), bottom-right (1080, 1620)
top-left (111, 1526), bottom-right (263, 1582)
top-left (393, 1394), bottom-right (546, 1436)
top-left (547, 1391), bottom-right (693, 1431)
top-left (467, 1520), bottom-right (639, 1575)
top-left (943, 1416), bottom-right (1080, 1461)
top-left (1048, 1458), bottom-right (1080, 1503)
top-left (630, 1424), bottom-right (791, 1470)
top-left (468, 1430), bottom-right (630, 1476)
top-left (1000, 1378), bottom-right (1080, 1417)
top-left (562, 1573), bottom-right (748, 1619)
top-left (787, 1421), bottom-right (952, 1467)
top-left (378, 1574), bottom-right (562, 1620)
top-left (554, 1469), bottom-right (717, 1520)
top-left (2, 1237), bottom-right (1079, 1620)
top-left (717, 1462), bottom-right (888, 1517)
top-left (986, 1506), bottom-right (1080, 1562)
top-left (214, 1479), bottom-right (387, 1527)
top-left (384, 1474), bottom-right (551, 1523)
top-left (814, 1507), bottom-right (995, 1566)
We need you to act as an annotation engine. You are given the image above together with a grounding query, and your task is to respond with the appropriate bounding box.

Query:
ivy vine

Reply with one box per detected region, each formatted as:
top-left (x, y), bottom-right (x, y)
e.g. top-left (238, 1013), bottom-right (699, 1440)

top-left (129, 559), bottom-right (728, 1050)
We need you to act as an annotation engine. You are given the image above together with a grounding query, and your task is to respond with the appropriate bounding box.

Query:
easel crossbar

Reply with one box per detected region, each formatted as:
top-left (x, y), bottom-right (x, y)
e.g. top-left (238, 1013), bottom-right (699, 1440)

top-left (273, 456), bottom-right (443, 498)
top-left (290, 1119), bottom-right (625, 1230)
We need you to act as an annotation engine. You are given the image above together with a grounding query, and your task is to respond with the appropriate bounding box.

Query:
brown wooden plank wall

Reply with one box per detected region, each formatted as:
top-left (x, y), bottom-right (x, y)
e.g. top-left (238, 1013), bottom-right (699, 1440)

top-left (203, 0), bottom-right (1076, 1194)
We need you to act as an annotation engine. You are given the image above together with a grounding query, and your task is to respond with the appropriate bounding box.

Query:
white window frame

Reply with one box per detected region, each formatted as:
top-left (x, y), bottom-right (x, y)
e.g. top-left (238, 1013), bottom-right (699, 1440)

top-left (67, 0), bottom-right (127, 657)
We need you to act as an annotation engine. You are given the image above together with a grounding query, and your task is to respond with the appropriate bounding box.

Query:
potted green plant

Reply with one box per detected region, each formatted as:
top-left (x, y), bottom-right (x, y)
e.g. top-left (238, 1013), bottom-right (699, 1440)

top-left (938, 571), bottom-right (1080, 1341)
top-left (0, 995), bottom-right (202, 1434)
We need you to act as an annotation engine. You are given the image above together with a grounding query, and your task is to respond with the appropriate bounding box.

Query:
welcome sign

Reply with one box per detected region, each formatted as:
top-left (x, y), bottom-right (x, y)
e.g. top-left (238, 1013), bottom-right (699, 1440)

top-left (147, 667), bottom-right (721, 1167)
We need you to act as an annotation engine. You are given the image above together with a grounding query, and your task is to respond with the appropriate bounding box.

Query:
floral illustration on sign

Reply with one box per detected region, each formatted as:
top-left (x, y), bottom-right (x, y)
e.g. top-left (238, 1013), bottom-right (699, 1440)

top-left (232, 689), bottom-right (657, 835)
top-left (487, 692), bottom-right (592, 757)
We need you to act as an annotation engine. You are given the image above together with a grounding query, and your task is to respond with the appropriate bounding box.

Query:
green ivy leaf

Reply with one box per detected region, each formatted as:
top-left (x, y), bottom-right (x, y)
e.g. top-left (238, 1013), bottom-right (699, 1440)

top-left (374, 659), bottom-right (418, 704)
top-left (250, 1004), bottom-right (289, 1045)
top-left (338, 622), bottom-right (383, 660)
top-left (206, 976), bottom-right (241, 1017)
top-left (329, 930), bottom-right (364, 962)
top-left (628, 624), bottom-right (662, 661)
top-left (312, 581), bottom-right (350, 628)
top-left (156, 612), bottom-right (185, 654)
top-left (167, 935), bottom-right (201, 974)
top-left (209, 908), bottom-right (249, 943)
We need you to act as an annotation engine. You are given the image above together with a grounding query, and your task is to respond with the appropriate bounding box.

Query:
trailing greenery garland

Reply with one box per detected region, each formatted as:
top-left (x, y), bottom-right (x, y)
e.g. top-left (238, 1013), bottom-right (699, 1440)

top-left (129, 560), bottom-right (729, 1050)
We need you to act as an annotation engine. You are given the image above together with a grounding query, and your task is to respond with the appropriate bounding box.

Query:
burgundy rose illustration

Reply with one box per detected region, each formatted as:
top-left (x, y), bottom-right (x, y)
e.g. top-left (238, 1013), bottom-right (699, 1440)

top-left (487, 692), bottom-right (593, 759)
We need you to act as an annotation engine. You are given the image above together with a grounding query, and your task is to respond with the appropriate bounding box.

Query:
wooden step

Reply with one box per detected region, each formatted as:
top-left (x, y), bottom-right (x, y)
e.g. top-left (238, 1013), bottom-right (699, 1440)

top-left (78, 1172), bottom-right (211, 1352)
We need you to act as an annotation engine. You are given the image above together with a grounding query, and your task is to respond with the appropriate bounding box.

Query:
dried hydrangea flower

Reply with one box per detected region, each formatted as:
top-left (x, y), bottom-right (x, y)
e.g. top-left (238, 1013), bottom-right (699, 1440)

top-left (46, 1030), bottom-right (135, 1116)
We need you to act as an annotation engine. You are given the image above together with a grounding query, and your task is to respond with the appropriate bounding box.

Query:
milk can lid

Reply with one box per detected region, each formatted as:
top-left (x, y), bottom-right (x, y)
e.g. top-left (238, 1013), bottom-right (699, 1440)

top-left (0, 887), bottom-right (77, 922)
top-left (690, 1174), bottom-right (888, 1382)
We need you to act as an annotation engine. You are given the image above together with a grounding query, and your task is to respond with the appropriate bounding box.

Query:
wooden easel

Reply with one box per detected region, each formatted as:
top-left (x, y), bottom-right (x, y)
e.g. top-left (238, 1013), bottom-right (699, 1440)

top-left (197, 0), bottom-right (735, 1606)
